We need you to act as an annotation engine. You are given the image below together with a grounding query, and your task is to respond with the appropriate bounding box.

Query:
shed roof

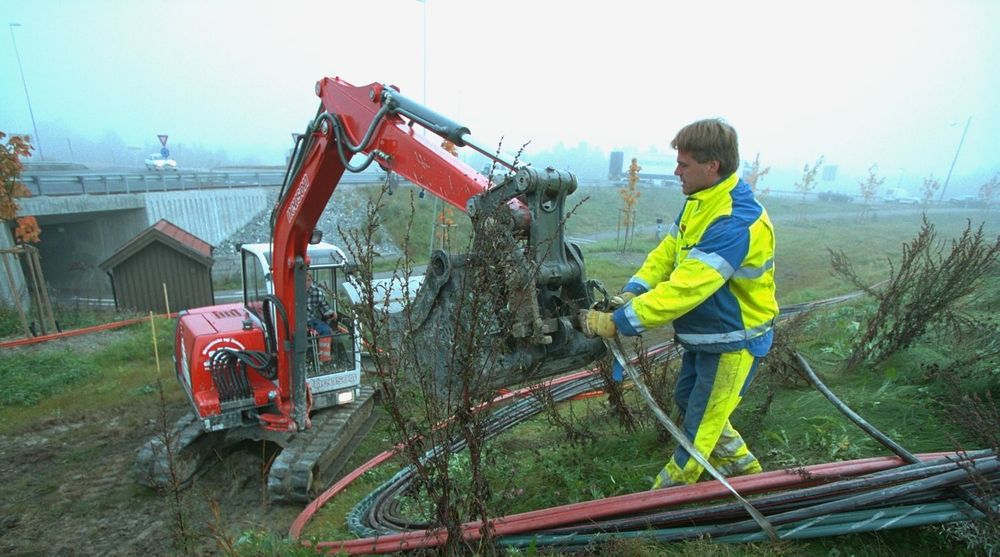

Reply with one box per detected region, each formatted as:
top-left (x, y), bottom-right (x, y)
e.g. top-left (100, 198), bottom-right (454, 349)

top-left (99, 219), bottom-right (214, 272)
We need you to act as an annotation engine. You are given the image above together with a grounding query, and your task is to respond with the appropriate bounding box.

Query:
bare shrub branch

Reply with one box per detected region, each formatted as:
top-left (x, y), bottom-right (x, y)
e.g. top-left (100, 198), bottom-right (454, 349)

top-left (830, 216), bottom-right (1000, 370)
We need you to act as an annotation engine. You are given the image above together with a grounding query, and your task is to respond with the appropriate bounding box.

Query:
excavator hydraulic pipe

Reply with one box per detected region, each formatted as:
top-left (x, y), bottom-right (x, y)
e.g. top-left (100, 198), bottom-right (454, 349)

top-left (380, 87), bottom-right (471, 146)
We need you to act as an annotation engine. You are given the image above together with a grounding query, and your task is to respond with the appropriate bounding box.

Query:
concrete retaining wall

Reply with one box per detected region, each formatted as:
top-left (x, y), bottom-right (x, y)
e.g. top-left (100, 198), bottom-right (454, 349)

top-left (144, 189), bottom-right (274, 246)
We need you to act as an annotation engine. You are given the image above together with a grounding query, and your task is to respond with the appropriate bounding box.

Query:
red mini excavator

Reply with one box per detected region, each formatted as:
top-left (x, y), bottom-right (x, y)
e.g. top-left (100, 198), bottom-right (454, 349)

top-left (135, 76), bottom-right (605, 502)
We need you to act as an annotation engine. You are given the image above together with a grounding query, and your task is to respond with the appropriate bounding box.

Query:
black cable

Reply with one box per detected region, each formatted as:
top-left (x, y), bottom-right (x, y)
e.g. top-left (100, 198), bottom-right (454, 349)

top-left (540, 452), bottom-right (995, 535)
top-left (795, 352), bottom-right (995, 517)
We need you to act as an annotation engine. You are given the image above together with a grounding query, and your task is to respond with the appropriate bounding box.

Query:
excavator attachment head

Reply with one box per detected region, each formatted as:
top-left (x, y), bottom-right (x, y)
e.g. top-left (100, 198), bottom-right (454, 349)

top-left (375, 166), bottom-right (606, 396)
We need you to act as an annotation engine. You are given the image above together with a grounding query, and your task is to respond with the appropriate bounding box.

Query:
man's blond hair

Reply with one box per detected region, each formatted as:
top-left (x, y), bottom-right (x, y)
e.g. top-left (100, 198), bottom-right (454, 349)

top-left (671, 119), bottom-right (740, 177)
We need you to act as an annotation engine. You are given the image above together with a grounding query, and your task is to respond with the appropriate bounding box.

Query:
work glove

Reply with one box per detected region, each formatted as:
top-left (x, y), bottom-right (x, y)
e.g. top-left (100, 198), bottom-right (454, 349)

top-left (579, 309), bottom-right (617, 338)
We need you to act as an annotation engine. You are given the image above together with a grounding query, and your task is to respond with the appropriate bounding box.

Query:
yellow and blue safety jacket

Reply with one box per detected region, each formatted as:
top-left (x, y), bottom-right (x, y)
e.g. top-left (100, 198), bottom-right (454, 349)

top-left (612, 173), bottom-right (778, 355)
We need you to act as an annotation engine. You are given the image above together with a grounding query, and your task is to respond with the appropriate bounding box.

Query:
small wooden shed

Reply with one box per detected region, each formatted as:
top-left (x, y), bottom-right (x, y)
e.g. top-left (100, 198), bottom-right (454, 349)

top-left (99, 219), bottom-right (214, 313)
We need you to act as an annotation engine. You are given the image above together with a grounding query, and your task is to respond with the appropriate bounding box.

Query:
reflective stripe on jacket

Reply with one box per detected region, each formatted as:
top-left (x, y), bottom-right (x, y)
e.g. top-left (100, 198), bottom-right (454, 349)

top-left (612, 173), bottom-right (778, 355)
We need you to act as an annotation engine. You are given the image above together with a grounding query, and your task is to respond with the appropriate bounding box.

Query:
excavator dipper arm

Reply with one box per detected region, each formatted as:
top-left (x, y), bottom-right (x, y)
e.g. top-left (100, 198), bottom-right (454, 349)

top-left (266, 76), bottom-right (603, 432)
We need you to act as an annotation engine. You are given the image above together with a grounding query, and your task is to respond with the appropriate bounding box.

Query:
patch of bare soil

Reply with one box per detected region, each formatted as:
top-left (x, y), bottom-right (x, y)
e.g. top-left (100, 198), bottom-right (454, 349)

top-left (1, 327), bottom-right (135, 355)
top-left (0, 339), bottom-right (301, 556)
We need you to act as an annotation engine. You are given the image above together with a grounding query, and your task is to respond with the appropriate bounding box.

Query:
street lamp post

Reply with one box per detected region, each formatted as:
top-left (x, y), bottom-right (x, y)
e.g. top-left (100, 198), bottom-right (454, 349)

top-left (418, 0), bottom-right (438, 258)
top-left (8, 23), bottom-right (44, 160)
top-left (938, 116), bottom-right (971, 202)
top-left (421, 0), bottom-right (427, 107)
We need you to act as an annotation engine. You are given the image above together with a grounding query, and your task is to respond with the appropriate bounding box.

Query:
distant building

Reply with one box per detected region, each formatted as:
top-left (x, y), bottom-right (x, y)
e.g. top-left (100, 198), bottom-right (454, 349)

top-left (609, 152), bottom-right (679, 186)
top-left (608, 151), bottom-right (624, 180)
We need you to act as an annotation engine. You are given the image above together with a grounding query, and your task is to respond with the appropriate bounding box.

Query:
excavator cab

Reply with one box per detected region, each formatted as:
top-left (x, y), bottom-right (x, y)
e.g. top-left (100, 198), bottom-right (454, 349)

top-left (239, 242), bottom-right (362, 411)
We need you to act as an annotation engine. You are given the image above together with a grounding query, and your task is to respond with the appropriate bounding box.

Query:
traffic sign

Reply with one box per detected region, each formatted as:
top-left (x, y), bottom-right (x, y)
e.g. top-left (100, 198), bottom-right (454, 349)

top-left (161, 147), bottom-right (170, 158)
top-left (158, 134), bottom-right (169, 147)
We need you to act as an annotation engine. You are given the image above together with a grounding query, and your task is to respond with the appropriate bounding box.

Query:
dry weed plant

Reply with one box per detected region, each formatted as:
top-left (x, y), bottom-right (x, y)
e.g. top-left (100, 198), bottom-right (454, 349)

top-left (630, 343), bottom-right (682, 445)
top-left (830, 216), bottom-right (1000, 370)
top-left (342, 180), bottom-right (536, 555)
top-left (150, 375), bottom-right (195, 554)
top-left (757, 311), bottom-right (811, 388)
top-left (142, 312), bottom-right (195, 553)
top-left (595, 354), bottom-right (642, 434)
top-left (926, 364), bottom-right (1000, 555)
top-left (529, 381), bottom-right (597, 445)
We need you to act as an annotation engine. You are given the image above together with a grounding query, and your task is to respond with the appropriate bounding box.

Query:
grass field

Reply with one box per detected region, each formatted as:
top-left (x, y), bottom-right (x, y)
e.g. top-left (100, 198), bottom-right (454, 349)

top-left (0, 187), bottom-right (996, 555)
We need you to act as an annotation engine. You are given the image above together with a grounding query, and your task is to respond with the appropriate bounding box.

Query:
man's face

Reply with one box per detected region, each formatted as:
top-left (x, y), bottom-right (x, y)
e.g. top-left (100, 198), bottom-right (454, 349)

top-left (675, 150), bottom-right (721, 195)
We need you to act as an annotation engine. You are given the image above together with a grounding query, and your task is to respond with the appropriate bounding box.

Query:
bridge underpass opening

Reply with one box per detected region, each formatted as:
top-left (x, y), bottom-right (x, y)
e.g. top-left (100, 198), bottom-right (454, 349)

top-left (34, 209), bottom-right (147, 303)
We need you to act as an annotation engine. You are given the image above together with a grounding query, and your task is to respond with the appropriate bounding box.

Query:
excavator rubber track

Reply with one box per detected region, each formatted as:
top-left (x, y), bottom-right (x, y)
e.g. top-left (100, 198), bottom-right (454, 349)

top-left (135, 386), bottom-right (378, 502)
top-left (268, 385), bottom-right (378, 503)
top-left (134, 410), bottom-right (225, 491)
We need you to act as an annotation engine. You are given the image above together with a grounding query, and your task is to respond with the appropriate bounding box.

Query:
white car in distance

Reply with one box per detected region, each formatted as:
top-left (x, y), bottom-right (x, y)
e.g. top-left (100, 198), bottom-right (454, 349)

top-left (144, 154), bottom-right (178, 171)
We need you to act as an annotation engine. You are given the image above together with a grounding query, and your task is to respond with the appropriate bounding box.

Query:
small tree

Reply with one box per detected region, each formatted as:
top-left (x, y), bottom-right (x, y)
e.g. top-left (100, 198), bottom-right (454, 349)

top-left (793, 155), bottom-right (824, 223)
top-left (617, 158), bottom-right (641, 252)
top-left (979, 173), bottom-right (999, 211)
top-left (744, 153), bottom-right (771, 198)
top-left (857, 164), bottom-right (885, 223)
top-left (920, 174), bottom-right (941, 208)
top-left (0, 132), bottom-right (40, 243)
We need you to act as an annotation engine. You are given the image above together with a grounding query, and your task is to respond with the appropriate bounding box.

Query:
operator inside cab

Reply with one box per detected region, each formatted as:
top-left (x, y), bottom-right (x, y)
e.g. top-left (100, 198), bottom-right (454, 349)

top-left (305, 271), bottom-right (337, 336)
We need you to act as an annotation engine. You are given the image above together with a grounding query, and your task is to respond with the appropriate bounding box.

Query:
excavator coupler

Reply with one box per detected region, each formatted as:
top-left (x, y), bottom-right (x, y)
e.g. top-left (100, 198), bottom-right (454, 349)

top-left (381, 166), bottom-right (606, 394)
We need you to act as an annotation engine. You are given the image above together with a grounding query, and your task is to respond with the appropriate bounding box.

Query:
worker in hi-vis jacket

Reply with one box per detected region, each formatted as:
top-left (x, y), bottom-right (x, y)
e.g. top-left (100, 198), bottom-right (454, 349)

top-left (580, 118), bottom-right (779, 489)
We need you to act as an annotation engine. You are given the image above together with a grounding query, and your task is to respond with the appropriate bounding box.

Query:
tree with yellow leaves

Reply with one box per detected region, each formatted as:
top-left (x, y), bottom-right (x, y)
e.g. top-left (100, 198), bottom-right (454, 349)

top-left (1, 131), bottom-right (40, 243)
top-left (440, 139), bottom-right (458, 157)
top-left (618, 158), bottom-right (641, 252)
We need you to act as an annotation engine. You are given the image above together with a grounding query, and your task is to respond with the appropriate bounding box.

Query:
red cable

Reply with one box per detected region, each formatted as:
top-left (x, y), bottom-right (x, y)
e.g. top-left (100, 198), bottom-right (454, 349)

top-left (289, 368), bottom-right (599, 540)
top-left (306, 453), bottom-right (951, 555)
top-left (0, 313), bottom-right (177, 349)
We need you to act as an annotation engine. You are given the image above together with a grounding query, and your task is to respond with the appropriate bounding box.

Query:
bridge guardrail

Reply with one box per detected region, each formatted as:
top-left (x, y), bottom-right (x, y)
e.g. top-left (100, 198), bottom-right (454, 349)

top-left (21, 170), bottom-right (390, 196)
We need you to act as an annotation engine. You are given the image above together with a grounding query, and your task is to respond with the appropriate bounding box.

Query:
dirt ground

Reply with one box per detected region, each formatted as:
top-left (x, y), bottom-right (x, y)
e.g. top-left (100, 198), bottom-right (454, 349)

top-left (0, 333), bottom-right (303, 557)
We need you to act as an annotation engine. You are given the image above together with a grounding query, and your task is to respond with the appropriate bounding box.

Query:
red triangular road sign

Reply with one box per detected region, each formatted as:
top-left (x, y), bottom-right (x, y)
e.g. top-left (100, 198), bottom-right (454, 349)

top-left (158, 134), bottom-right (169, 146)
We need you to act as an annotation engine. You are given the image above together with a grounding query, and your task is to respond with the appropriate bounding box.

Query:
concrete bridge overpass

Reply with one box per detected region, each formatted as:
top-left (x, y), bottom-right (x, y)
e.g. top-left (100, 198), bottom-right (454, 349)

top-left (1, 168), bottom-right (391, 307)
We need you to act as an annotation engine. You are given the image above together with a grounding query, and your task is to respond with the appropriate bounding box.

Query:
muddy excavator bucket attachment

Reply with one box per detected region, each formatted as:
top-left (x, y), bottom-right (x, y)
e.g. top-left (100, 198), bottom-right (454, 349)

top-left (380, 166), bottom-right (606, 394)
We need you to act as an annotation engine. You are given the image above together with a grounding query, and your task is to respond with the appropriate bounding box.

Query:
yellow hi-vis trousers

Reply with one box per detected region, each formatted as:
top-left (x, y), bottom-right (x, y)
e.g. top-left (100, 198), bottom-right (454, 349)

top-left (653, 348), bottom-right (762, 489)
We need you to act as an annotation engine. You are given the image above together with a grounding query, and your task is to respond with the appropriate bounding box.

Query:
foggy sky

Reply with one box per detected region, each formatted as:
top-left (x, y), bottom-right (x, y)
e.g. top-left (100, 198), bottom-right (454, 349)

top-left (1, 0), bottom-right (998, 194)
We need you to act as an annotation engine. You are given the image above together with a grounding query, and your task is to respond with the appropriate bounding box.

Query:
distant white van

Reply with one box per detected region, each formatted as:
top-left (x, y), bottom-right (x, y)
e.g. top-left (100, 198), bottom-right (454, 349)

top-left (884, 188), bottom-right (919, 205)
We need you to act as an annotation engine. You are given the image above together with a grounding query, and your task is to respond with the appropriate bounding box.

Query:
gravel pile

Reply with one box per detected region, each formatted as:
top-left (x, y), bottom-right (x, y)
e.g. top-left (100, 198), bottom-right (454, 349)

top-left (215, 187), bottom-right (402, 260)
